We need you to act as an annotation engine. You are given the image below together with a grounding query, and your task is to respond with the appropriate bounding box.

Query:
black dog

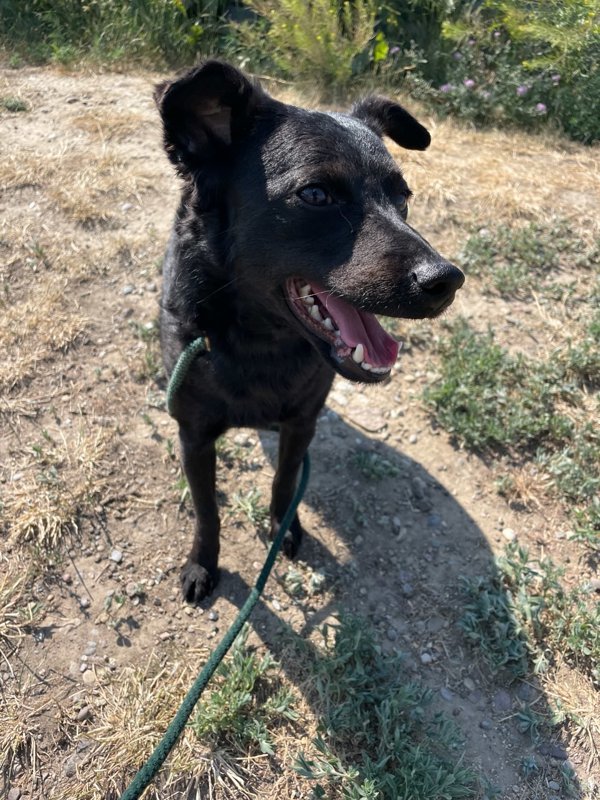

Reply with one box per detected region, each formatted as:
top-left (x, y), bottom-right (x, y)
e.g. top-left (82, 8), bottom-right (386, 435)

top-left (155, 61), bottom-right (464, 604)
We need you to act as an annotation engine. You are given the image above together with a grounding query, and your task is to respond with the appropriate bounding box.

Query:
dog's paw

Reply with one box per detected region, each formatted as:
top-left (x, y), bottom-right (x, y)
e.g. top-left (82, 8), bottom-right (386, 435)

top-left (271, 514), bottom-right (304, 559)
top-left (181, 560), bottom-right (219, 604)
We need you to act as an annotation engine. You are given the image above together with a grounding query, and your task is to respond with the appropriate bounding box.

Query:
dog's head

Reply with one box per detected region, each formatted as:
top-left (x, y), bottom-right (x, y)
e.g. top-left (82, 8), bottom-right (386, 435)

top-left (156, 61), bottom-right (464, 383)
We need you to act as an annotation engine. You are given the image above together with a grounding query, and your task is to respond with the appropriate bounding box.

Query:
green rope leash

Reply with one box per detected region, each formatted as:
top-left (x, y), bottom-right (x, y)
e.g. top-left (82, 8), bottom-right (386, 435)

top-left (165, 336), bottom-right (208, 417)
top-left (119, 338), bottom-right (310, 800)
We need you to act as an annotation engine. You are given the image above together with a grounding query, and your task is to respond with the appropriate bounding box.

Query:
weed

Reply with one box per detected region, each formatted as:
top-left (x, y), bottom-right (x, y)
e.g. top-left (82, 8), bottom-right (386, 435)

top-left (352, 448), bottom-right (401, 480)
top-left (129, 318), bottom-right (163, 382)
top-left (230, 487), bottom-right (270, 528)
top-left (462, 543), bottom-right (600, 687)
top-left (1, 96), bottom-right (29, 113)
top-left (460, 222), bottom-right (596, 300)
top-left (191, 625), bottom-right (297, 755)
top-left (294, 615), bottom-right (476, 799)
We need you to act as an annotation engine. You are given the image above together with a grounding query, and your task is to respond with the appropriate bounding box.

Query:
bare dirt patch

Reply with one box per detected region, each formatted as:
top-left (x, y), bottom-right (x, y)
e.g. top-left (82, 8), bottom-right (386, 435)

top-left (1, 66), bottom-right (598, 799)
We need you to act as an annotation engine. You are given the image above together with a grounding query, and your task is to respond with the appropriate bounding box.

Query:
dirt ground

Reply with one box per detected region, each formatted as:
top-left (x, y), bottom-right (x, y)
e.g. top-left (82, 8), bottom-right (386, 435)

top-left (1, 66), bottom-right (599, 800)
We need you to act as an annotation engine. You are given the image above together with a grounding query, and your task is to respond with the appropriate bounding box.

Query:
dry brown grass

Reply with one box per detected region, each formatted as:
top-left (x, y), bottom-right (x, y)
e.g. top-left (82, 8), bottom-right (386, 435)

top-left (0, 283), bottom-right (86, 391)
top-left (4, 426), bottom-right (108, 549)
top-left (72, 110), bottom-right (148, 142)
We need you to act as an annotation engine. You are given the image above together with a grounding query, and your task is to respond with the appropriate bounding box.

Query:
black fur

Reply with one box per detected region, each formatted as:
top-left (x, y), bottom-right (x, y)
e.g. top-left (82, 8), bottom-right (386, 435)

top-left (156, 60), bottom-right (464, 603)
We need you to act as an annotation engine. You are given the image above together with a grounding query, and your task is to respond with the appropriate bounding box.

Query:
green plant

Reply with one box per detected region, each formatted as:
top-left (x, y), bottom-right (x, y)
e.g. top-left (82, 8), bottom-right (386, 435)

top-left (0, 96), bottom-right (29, 112)
top-left (237, 0), bottom-right (378, 94)
top-left (191, 625), bottom-right (297, 754)
top-left (230, 487), bottom-right (270, 528)
top-left (352, 448), bottom-right (401, 480)
top-left (294, 615), bottom-right (476, 799)
top-left (460, 543), bottom-right (600, 687)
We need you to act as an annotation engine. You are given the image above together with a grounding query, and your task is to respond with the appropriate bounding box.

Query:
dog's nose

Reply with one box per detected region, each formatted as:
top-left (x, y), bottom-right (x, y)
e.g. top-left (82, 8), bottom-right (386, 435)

top-left (412, 261), bottom-right (465, 300)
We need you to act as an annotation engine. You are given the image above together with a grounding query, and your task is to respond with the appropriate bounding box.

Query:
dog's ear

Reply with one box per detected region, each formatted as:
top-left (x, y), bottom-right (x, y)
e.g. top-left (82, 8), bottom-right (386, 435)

top-left (351, 95), bottom-right (431, 151)
top-left (154, 60), bottom-right (271, 174)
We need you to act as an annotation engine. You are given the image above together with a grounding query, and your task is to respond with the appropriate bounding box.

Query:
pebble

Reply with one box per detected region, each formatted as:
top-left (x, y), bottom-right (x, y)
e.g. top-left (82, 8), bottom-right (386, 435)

top-left (79, 596), bottom-right (91, 609)
top-left (77, 706), bottom-right (92, 722)
top-left (537, 742), bottom-right (568, 761)
top-left (125, 582), bottom-right (139, 598)
top-left (589, 578), bottom-right (600, 593)
top-left (386, 627), bottom-right (398, 642)
top-left (479, 718), bottom-right (493, 730)
top-left (440, 687), bottom-right (455, 702)
top-left (62, 572), bottom-right (73, 584)
top-left (426, 513), bottom-right (444, 530)
top-left (420, 652), bottom-right (433, 665)
top-left (84, 642), bottom-right (97, 657)
top-left (502, 528), bottom-right (516, 541)
top-left (272, 598), bottom-right (282, 611)
top-left (110, 549), bottom-right (123, 563)
top-left (8, 789), bottom-right (21, 800)
top-left (208, 610), bottom-right (219, 622)
top-left (122, 285), bottom-right (134, 296)
top-left (548, 781), bottom-right (560, 791)
top-left (516, 682), bottom-right (536, 702)
top-left (401, 582), bottom-right (414, 598)
top-left (82, 670), bottom-right (96, 686)
top-left (408, 434), bottom-right (418, 444)
top-left (159, 631), bottom-right (172, 641)
top-left (492, 689), bottom-right (512, 713)
top-left (463, 677), bottom-right (476, 692)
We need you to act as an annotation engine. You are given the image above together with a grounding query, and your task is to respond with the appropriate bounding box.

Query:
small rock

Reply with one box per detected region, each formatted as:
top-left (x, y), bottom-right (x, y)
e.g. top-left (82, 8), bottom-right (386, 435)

top-left (426, 513), bottom-right (444, 530)
top-left (272, 598), bottom-right (282, 611)
top-left (401, 582), bottom-right (414, 598)
top-left (502, 528), bottom-right (516, 541)
top-left (146, 281), bottom-right (157, 292)
top-left (392, 516), bottom-right (402, 530)
top-left (110, 549), bottom-right (123, 563)
top-left (79, 596), bottom-right (91, 609)
top-left (8, 788), bottom-right (21, 800)
top-left (440, 687), bottom-right (455, 702)
top-left (208, 610), bottom-right (219, 622)
top-left (420, 652), bottom-right (433, 665)
top-left (159, 631), bottom-right (172, 641)
top-left (82, 670), bottom-right (96, 686)
top-left (548, 781), bottom-right (560, 791)
top-left (121, 285), bottom-right (134, 296)
top-left (84, 641), bottom-right (97, 657)
top-left (77, 706), bottom-right (92, 722)
top-left (125, 582), bottom-right (139, 598)
top-left (62, 572), bottom-right (72, 584)
top-left (492, 689), bottom-right (512, 713)
top-left (516, 682), bottom-right (536, 702)
top-left (479, 718), bottom-right (493, 730)
top-left (537, 742), bottom-right (568, 761)
top-left (386, 627), bottom-right (398, 642)
top-left (588, 578), bottom-right (600, 593)
top-left (463, 676), bottom-right (476, 692)
top-left (354, 535), bottom-right (364, 546)
top-left (408, 434), bottom-right (418, 444)
top-left (121, 202), bottom-right (133, 212)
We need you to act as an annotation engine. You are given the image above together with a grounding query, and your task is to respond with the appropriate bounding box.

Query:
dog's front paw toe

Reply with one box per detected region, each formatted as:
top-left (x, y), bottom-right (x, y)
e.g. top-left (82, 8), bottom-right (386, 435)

top-left (181, 561), bottom-right (218, 604)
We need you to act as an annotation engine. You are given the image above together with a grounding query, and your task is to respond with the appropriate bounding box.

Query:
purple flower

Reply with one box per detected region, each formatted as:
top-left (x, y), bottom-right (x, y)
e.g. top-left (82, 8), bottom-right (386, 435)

top-left (516, 85), bottom-right (529, 97)
top-left (535, 103), bottom-right (547, 114)
top-left (551, 74), bottom-right (560, 84)
top-left (390, 46), bottom-right (400, 55)
top-left (493, 31), bottom-right (501, 39)
top-left (439, 83), bottom-right (454, 93)
top-left (463, 78), bottom-right (475, 90)
top-left (468, 38), bottom-right (476, 46)
top-left (481, 90), bottom-right (491, 100)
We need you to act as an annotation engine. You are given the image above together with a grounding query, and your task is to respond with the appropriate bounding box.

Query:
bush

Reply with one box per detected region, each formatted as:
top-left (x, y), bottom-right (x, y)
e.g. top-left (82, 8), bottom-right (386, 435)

top-left (425, 0), bottom-right (600, 143)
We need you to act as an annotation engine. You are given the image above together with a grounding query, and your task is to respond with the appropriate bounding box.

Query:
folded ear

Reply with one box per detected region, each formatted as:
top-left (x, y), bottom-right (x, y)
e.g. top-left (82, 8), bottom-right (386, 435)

top-left (154, 60), bottom-right (272, 174)
top-left (351, 95), bottom-right (431, 151)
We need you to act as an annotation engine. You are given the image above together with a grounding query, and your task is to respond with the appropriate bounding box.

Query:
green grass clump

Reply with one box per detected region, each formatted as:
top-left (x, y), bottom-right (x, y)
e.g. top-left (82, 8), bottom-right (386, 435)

top-left (460, 222), bottom-right (598, 299)
top-left (190, 625), bottom-right (297, 755)
top-left (295, 615), bottom-right (476, 799)
top-left (352, 448), bottom-right (401, 481)
top-left (423, 319), bottom-right (573, 451)
top-left (1, 96), bottom-right (29, 112)
top-left (462, 544), bottom-right (600, 687)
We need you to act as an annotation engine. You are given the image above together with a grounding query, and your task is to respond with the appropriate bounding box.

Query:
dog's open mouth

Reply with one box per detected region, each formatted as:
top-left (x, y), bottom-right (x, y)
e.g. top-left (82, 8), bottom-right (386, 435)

top-left (286, 278), bottom-right (400, 380)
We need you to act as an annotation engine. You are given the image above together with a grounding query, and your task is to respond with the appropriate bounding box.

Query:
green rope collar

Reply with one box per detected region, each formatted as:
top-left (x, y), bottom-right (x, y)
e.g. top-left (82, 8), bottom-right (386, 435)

top-left (119, 337), bottom-right (310, 800)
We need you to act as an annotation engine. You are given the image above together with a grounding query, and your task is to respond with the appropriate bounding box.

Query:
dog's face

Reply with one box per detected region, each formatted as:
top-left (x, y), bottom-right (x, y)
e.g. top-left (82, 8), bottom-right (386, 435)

top-left (156, 62), bottom-right (464, 383)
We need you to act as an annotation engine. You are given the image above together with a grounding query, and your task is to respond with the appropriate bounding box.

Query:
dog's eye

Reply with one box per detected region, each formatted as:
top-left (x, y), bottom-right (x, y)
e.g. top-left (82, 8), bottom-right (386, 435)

top-left (397, 194), bottom-right (409, 218)
top-left (298, 185), bottom-right (333, 207)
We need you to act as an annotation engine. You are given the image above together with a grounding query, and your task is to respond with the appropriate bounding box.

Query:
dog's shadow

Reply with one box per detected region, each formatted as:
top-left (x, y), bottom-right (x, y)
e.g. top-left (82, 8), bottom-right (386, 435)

top-left (205, 407), bottom-right (582, 798)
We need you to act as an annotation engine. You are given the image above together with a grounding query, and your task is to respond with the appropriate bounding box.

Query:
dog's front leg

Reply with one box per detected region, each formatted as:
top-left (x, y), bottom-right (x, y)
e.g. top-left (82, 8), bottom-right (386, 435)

top-left (179, 426), bottom-right (221, 603)
top-left (270, 420), bottom-right (316, 559)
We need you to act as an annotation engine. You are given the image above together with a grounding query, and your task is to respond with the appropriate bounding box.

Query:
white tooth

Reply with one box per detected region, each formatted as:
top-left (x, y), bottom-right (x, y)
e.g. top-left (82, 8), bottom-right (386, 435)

top-left (352, 343), bottom-right (364, 363)
top-left (300, 284), bottom-right (312, 297)
top-left (361, 361), bottom-right (372, 371)
top-left (322, 317), bottom-right (334, 330)
top-left (310, 304), bottom-right (322, 322)
top-left (303, 295), bottom-right (315, 306)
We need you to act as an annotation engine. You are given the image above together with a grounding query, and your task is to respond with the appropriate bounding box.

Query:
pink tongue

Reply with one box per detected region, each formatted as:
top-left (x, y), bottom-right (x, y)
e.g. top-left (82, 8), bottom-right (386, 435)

top-left (313, 283), bottom-right (399, 367)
